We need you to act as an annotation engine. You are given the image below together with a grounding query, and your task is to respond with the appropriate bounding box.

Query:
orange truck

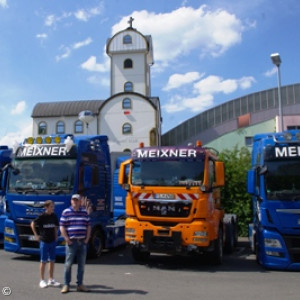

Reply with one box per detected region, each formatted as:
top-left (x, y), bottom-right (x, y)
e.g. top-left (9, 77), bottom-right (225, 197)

top-left (118, 141), bottom-right (237, 264)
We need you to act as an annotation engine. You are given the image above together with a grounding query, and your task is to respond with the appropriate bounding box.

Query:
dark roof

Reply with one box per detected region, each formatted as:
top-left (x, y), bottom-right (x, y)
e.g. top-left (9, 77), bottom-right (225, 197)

top-left (31, 100), bottom-right (104, 117)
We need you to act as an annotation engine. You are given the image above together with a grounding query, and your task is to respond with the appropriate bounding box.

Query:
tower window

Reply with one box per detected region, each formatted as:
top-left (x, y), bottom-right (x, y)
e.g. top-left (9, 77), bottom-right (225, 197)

top-left (56, 121), bottom-right (65, 134)
top-left (122, 123), bottom-right (132, 134)
top-left (123, 34), bottom-right (132, 44)
top-left (124, 81), bottom-right (133, 92)
top-left (124, 58), bottom-right (133, 69)
top-left (38, 121), bottom-right (47, 135)
top-left (123, 98), bottom-right (132, 109)
top-left (75, 120), bottom-right (83, 133)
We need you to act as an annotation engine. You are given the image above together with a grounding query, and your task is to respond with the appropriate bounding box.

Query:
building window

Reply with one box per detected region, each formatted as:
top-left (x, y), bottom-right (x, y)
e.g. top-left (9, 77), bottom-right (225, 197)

top-left (123, 34), bottom-right (132, 44)
top-left (75, 120), bottom-right (84, 133)
top-left (122, 98), bottom-right (132, 109)
top-left (38, 122), bottom-right (47, 135)
top-left (124, 81), bottom-right (133, 92)
top-left (122, 123), bottom-right (132, 134)
top-left (245, 136), bottom-right (253, 147)
top-left (287, 125), bottom-right (300, 130)
top-left (124, 59), bottom-right (133, 69)
top-left (56, 121), bottom-right (65, 134)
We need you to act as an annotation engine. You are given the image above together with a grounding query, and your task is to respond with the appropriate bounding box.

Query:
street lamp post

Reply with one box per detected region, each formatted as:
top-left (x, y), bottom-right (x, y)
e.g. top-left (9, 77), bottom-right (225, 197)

top-left (270, 53), bottom-right (283, 132)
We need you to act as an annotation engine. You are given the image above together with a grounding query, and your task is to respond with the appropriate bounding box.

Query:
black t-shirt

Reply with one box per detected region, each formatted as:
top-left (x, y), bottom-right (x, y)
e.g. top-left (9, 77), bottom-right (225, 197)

top-left (34, 213), bottom-right (59, 243)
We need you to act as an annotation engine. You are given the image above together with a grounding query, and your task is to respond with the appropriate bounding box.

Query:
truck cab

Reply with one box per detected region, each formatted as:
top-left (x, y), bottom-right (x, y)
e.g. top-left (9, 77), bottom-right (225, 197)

top-left (4, 135), bottom-right (125, 257)
top-left (119, 142), bottom-right (236, 263)
top-left (248, 130), bottom-right (300, 270)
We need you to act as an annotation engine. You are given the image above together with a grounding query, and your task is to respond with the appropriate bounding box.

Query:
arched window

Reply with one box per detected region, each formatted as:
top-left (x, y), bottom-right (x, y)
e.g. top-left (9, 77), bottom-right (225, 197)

top-left (75, 120), bottom-right (83, 133)
top-left (56, 121), bottom-right (65, 134)
top-left (122, 123), bottom-right (132, 134)
top-left (38, 122), bottom-right (47, 135)
top-left (124, 58), bottom-right (133, 69)
top-left (122, 98), bottom-right (132, 109)
top-left (124, 81), bottom-right (133, 92)
top-left (123, 34), bottom-right (132, 44)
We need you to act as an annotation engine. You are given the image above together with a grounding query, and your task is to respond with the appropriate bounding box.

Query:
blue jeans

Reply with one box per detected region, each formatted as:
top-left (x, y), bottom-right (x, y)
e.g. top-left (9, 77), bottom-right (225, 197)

top-left (64, 240), bottom-right (87, 286)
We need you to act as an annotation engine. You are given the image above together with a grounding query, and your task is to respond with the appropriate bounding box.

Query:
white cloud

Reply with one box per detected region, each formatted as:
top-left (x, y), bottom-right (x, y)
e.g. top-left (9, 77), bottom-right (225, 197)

top-left (10, 101), bottom-right (26, 115)
top-left (163, 72), bottom-right (203, 91)
top-left (0, 0), bottom-right (8, 8)
top-left (73, 37), bottom-right (92, 49)
top-left (112, 5), bottom-right (246, 68)
top-left (56, 38), bottom-right (93, 61)
top-left (81, 56), bottom-right (109, 72)
top-left (264, 67), bottom-right (277, 77)
top-left (0, 122), bottom-right (32, 148)
top-left (36, 33), bottom-right (48, 40)
top-left (45, 3), bottom-right (104, 27)
top-left (163, 74), bottom-right (255, 114)
top-left (55, 46), bottom-right (71, 61)
top-left (74, 4), bottom-right (104, 22)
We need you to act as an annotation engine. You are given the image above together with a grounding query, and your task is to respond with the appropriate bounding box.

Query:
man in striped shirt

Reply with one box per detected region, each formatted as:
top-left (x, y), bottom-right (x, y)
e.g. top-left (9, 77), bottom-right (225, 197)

top-left (60, 194), bottom-right (91, 294)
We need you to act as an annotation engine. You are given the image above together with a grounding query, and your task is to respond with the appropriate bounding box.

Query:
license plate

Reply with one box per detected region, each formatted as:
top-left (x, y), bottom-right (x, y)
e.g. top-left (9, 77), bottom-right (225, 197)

top-left (28, 235), bottom-right (37, 241)
top-left (155, 193), bottom-right (175, 199)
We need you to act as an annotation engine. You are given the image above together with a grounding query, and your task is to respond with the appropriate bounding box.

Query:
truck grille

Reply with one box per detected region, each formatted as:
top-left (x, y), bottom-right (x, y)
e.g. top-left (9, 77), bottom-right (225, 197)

top-left (283, 235), bottom-right (300, 263)
top-left (16, 223), bottom-right (39, 249)
top-left (139, 201), bottom-right (191, 218)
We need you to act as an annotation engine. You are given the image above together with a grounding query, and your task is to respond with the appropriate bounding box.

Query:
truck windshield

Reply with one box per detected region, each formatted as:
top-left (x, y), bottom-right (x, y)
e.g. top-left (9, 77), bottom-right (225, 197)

top-left (8, 158), bottom-right (76, 194)
top-left (265, 160), bottom-right (300, 201)
top-left (132, 160), bottom-right (204, 187)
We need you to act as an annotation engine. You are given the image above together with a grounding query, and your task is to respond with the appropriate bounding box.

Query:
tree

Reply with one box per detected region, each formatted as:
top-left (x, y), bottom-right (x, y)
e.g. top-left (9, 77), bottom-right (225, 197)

top-left (219, 146), bottom-right (252, 236)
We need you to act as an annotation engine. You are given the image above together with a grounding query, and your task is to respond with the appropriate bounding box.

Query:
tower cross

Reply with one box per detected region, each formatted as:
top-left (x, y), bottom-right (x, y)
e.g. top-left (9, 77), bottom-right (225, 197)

top-left (128, 16), bottom-right (134, 28)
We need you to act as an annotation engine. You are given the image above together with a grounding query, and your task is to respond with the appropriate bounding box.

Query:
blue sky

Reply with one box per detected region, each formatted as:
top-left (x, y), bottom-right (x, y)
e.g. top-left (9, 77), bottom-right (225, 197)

top-left (1, 0), bottom-right (300, 146)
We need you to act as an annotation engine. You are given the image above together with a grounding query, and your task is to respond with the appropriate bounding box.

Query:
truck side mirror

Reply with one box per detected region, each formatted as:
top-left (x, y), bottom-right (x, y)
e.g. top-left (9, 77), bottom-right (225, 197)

top-left (118, 159), bottom-right (131, 191)
top-left (214, 161), bottom-right (225, 187)
top-left (247, 169), bottom-right (256, 195)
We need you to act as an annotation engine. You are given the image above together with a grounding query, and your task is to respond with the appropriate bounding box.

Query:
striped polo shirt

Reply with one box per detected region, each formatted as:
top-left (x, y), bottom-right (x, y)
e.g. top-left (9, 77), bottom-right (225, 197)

top-left (60, 206), bottom-right (91, 240)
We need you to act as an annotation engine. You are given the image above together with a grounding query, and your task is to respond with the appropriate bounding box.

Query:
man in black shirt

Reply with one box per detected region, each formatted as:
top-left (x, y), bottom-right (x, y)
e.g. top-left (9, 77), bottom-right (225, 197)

top-left (31, 200), bottom-right (60, 288)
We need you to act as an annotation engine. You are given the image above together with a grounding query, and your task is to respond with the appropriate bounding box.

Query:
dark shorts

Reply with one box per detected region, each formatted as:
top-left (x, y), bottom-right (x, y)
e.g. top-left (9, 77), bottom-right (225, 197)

top-left (40, 241), bottom-right (56, 262)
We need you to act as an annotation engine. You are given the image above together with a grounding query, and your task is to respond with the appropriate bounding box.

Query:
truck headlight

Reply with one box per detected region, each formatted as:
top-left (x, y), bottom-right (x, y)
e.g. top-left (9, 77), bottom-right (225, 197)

top-left (194, 231), bottom-right (208, 237)
top-left (264, 238), bottom-right (282, 248)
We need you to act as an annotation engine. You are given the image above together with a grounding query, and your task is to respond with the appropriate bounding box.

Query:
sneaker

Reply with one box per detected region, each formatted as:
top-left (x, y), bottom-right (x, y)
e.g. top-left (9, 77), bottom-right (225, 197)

top-left (47, 279), bottom-right (61, 287)
top-left (61, 285), bottom-right (69, 294)
top-left (77, 284), bottom-right (89, 292)
top-left (39, 280), bottom-right (48, 288)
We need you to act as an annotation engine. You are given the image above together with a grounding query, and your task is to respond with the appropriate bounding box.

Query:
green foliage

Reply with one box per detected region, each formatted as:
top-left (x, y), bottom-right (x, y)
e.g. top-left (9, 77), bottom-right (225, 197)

top-left (219, 146), bottom-right (252, 236)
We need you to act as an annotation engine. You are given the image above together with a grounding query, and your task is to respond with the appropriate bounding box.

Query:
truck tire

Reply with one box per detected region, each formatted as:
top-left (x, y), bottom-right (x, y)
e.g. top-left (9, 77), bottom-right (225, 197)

top-left (132, 246), bottom-right (150, 262)
top-left (88, 228), bottom-right (104, 258)
top-left (209, 227), bottom-right (223, 265)
top-left (224, 222), bottom-right (234, 254)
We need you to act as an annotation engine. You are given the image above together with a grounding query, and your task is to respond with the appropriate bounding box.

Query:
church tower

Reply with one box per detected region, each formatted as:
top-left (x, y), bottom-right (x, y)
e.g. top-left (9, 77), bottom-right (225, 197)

top-left (106, 17), bottom-right (154, 97)
top-left (99, 18), bottom-right (161, 152)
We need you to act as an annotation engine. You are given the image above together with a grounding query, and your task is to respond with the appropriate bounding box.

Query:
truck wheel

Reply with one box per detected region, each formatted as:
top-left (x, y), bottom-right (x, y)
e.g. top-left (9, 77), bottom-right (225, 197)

top-left (209, 228), bottom-right (223, 265)
top-left (88, 228), bottom-right (104, 258)
top-left (132, 246), bottom-right (150, 262)
top-left (224, 223), bottom-right (234, 254)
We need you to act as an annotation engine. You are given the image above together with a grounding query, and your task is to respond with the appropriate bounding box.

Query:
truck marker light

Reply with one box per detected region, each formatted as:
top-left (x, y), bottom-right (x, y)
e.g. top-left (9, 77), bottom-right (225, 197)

top-left (26, 137), bottom-right (34, 144)
top-left (44, 136), bottom-right (51, 144)
top-left (36, 136), bottom-right (43, 144)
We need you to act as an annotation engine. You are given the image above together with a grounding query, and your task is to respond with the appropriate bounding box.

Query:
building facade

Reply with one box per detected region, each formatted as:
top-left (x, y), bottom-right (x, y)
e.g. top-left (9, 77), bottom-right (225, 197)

top-left (31, 19), bottom-right (161, 152)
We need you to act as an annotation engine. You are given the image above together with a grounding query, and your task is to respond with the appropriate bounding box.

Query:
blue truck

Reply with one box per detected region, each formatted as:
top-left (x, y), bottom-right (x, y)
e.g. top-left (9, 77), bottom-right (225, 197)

top-left (247, 130), bottom-right (300, 270)
top-left (0, 146), bottom-right (12, 242)
top-left (3, 134), bottom-right (126, 257)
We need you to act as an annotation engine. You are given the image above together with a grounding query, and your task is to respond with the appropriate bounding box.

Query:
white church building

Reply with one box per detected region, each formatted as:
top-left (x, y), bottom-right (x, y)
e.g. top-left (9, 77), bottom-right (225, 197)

top-left (31, 18), bottom-right (162, 152)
